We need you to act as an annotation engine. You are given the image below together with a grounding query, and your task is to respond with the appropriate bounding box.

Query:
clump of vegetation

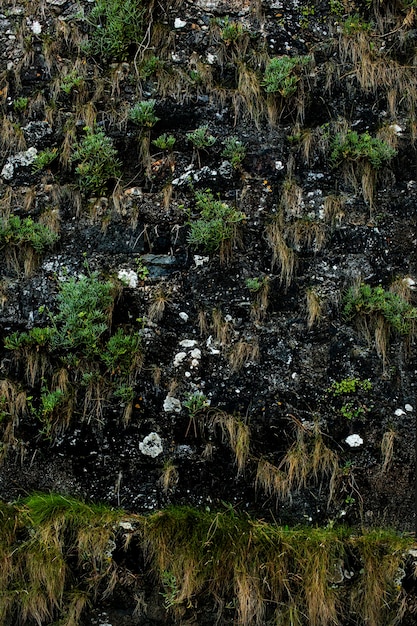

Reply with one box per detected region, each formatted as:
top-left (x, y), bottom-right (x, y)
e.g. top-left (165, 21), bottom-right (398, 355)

top-left (4, 272), bottom-right (143, 432)
top-left (328, 377), bottom-right (373, 421)
top-left (0, 495), bottom-right (412, 626)
top-left (71, 126), bottom-right (121, 195)
top-left (222, 136), bottom-right (246, 168)
top-left (187, 125), bottom-right (216, 165)
top-left (331, 131), bottom-right (397, 169)
top-left (152, 133), bottom-right (176, 151)
top-left (344, 283), bottom-right (417, 363)
top-left (84, 0), bottom-right (148, 61)
top-left (0, 216), bottom-right (59, 275)
top-left (129, 100), bottom-right (159, 128)
top-left (60, 69), bottom-right (84, 95)
top-left (187, 190), bottom-right (245, 261)
top-left (13, 96), bottom-right (28, 113)
top-left (262, 55), bottom-right (311, 97)
top-left (32, 148), bottom-right (58, 172)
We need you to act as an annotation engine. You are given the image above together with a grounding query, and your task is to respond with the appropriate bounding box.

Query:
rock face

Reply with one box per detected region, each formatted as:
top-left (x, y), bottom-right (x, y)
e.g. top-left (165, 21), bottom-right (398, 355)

top-left (1, 0), bottom-right (417, 622)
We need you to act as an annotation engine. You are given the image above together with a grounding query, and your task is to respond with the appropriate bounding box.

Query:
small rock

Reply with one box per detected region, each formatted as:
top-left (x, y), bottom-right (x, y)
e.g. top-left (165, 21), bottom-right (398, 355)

top-left (345, 434), bottom-right (363, 447)
top-left (173, 351), bottom-right (187, 367)
top-left (395, 408), bottom-right (406, 416)
top-left (194, 255), bottom-right (209, 266)
top-left (190, 348), bottom-right (201, 359)
top-left (179, 312), bottom-right (189, 322)
top-left (174, 17), bottom-right (186, 28)
top-left (139, 432), bottom-right (163, 457)
top-left (163, 396), bottom-right (182, 413)
top-left (31, 20), bottom-right (42, 34)
top-left (405, 404), bottom-right (413, 412)
top-left (179, 339), bottom-right (197, 348)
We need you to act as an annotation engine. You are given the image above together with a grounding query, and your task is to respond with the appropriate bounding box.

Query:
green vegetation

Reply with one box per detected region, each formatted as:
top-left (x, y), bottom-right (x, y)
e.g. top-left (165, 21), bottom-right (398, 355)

top-left (60, 70), bottom-right (84, 94)
top-left (0, 495), bottom-right (412, 626)
top-left (187, 125), bottom-right (216, 150)
top-left (218, 16), bottom-right (247, 44)
top-left (0, 216), bottom-right (58, 254)
top-left (71, 126), bottom-right (121, 195)
top-left (344, 284), bottom-right (417, 336)
top-left (13, 96), bottom-right (28, 112)
top-left (222, 136), bottom-right (246, 168)
top-left (344, 283), bottom-right (417, 364)
top-left (84, 0), bottom-right (148, 61)
top-left (187, 190), bottom-right (245, 259)
top-left (152, 133), bottom-right (176, 151)
top-left (4, 273), bottom-right (143, 432)
top-left (32, 148), bottom-right (58, 172)
top-left (328, 377), bottom-right (372, 396)
top-left (262, 55), bottom-right (311, 97)
top-left (330, 131), bottom-right (397, 169)
top-left (129, 99), bottom-right (159, 128)
top-left (341, 14), bottom-right (372, 35)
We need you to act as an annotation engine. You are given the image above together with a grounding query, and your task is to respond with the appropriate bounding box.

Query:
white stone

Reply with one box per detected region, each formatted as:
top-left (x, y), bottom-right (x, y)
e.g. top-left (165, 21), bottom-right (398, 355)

top-left (173, 351), bottom-right (187, 367)
top-left (118, 269), bottom-right (138, 288)
top-left (190, 348), bottom-right (201, 359)
top-left (1, 162), bottom-right (14, 180)
top-left (179, 339), bottom-right (197, 348)
top-left (139, 432), bottom-right (163, 457)
top-left (390, 124), bottom-right (403, 135)
top-left (206, 53), bottom-right (216, 65)
top-left (405, 277), bottom-right (416, 289)
top-left (31, 21), bottom-right (42, 34)
top-left (345, 434), bottom-right (363, 447)
top-left (206, 336), bottom-right (220, 354)
top-left (119, 521), bottom-right (134, 530)
top-left (174, 17), bottom-right (186, 28)
top-left (1, 147), bottom-right (38, 180)
top-left (163, 396), bottom-right (182, 413)
top-left (275, 160), bottom-right (284, 170)
top-left (395, 408), bottom-right (406, 416)
top-left (194, 255), bottom-right (209, 267)
top-left (179, 312), bottom-right (189, 322)
top-left (405, 404), bottom-right (413, 412)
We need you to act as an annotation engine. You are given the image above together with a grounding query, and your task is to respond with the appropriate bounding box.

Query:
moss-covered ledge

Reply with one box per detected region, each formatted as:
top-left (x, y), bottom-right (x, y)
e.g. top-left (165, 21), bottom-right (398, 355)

top-left (0, 493), bottom-right (415, 626)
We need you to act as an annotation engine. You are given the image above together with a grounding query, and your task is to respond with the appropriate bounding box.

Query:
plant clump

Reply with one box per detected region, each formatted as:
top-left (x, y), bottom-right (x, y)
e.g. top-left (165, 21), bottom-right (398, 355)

top-left (262, 55), bottom-right (312, 97)
top-left (187, 190), bottom-right (245, 261)
top-left (71, 126), bottom-right (121, 196)
top-left (330, 130), bottom-right (397, 169)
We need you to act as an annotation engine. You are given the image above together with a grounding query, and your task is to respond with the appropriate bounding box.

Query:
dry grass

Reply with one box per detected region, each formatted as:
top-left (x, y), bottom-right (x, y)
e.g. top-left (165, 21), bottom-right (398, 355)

top-left (148, 288), bottom-right (171, 322)
top-left (228, 338), bottom-right (259, 371)
top-left (306, 287), bottom-right (323, 329)
top-left (323, 194), bottom-right (345, 226)
top-left (266, 219), bottom-right (297, 288)
top-left (211, 308), bottom-right (233, 346)
top-left (211, 411), bottom-right (250, 475)
top-left (159, 460), bottom-right (179, 494)
top-left (380, 429), bottom-right (396, 473)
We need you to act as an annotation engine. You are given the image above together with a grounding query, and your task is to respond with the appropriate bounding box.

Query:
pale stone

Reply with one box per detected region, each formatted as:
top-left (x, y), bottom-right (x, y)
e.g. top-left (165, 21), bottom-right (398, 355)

top-left (163, 396), bottom-right (182, 413)
top-left (405, 404), bottom-right (413, 412)
top-left (174, 17), bottom-right (186, 28)
top-left (345, 434), bottom-right (363, 447)
top-left (179, 312), bottom-right (189, 322)
top-left (395, 408), bottom-right (406, 416)
top-left (139, 432), bottom-right (163, 457)
top-left (173, 351), bottom-right (187, 367)
top-left (179, 339), bottom-right (197, 348)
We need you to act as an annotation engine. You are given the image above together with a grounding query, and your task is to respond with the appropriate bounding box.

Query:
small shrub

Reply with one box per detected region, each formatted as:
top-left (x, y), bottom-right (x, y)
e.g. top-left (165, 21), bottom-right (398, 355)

top-left (60, 70), bottom-right (84, 94)
top-left (13, 97), bottom-right (29, 113)
top-left (84, 0), bottom-right (147, 61)
top-left (0, 216), bottom-right (58, 254)
top-left (32, 148), bottom-right (58, 172)
top-left (328, 377), bottom-right (372, 396)
top-left (222, 136), bottom-right (246, 168)
top-left (71, 126), bottom-right (121, 195)
top-left (152, 133), bottom-right (176, 151)
top-left (341, 14), bottom-right (372, 36)
top-left (262, 55), bottom-right (311, 97)
top-left (187, 190), bottom-right (245, 259)
top-left (344, 284), bottom-right (417, 336)
top-left (186, 125), bottom-right (216, 150)
top-left (101, 328), bottom-right (142, 375)
top-left (129, 100), bottom-right (159, 128)
top-left (219, 17), bottom-right (247, 44)
top-left (330, 131), bottom-right (397, 169)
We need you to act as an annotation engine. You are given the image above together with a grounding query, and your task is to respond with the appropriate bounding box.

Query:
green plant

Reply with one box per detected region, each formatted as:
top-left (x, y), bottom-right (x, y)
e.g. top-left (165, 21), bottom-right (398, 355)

top-left (152, 133), bottom-right (176, 151)
top-left (328, 377), bottom-right (372, 396)
top-left (0, 216), bottom-right (58, 254)
top-left (138, 55), bottom-right (164, 79)
top-left (262, 55), bottom-right (311, 97)
top-left (60, 70), bottom-right (84, 94)
top-left (84, 0), bottom-right (148, 61)
top-left (13, 96), bottom-right (28, 113)
top-left (222, 136), bottom-right (246, 168)
top-left (187, 190), bottom-right (245, 260)
top-left (71, 126), bottom-right (121, 195)
top-left (245, 277), bottom-right (267, 293)
top-left (183, 391), bottom-right (210, 417)
top-left (52, 273), bottom-right (115, 356)
top-left (32, 148), bottom-right (58, 172)
top-left (136, 258), bottom-right (150, 281)
top-left (341, 14), bottom-right (372, 36)
top-left (101, 328), bottom-right (142, 375)
top-left (344, 284), bottom-right (417, 336)
top-left (186, 125), bottom-right (216, 150)
top-left (330, 131), bottom-right (397, 169)
top-left (129, 100), bottom-right (159, 128)
top-left (219, 16), bottom-right (247, 44)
